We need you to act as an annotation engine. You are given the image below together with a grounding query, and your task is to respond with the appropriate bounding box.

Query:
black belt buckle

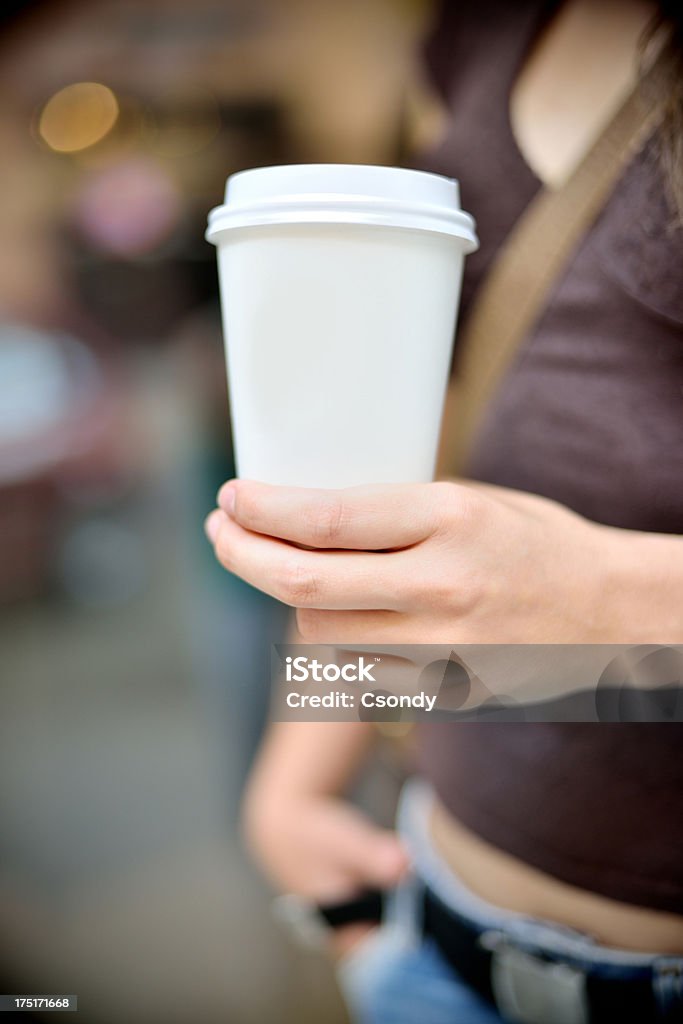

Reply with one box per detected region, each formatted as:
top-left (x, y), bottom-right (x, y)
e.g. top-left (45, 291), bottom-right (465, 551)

top-left (479, 930), bottom-right (589, 1024)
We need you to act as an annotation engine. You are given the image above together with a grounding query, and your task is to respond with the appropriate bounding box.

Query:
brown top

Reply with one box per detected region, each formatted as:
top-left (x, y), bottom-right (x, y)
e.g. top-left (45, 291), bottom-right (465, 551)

top-left (417, 0), bottom-right (683, 913)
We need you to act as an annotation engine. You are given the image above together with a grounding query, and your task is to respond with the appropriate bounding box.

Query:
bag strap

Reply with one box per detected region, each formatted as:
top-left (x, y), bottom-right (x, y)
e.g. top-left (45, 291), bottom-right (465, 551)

top-left (437, 54), bottom-right (666, 477)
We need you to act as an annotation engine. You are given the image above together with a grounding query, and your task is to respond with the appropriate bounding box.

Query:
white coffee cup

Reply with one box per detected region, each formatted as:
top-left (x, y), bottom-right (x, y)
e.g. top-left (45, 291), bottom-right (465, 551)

top-left (206, 164), bottom-right (478, 488)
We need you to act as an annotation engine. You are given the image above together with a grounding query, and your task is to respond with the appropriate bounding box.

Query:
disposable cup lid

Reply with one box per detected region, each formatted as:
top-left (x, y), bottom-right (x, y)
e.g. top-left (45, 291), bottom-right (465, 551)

top-left (205, 164), bottom-right (478, 251)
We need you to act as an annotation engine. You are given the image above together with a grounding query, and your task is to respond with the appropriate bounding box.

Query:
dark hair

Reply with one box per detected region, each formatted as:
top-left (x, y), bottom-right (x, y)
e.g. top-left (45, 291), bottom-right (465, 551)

top-left (647, 3), bottom-right (683, 222)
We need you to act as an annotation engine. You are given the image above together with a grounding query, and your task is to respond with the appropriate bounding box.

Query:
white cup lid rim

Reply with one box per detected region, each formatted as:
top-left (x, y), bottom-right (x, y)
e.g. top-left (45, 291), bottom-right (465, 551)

top-left (206, 165), bottom-right (478, 249)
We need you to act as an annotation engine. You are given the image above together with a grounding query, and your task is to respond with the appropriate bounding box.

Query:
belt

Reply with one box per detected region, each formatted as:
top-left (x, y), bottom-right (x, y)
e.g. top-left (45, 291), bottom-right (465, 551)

top-left (421, 886), bottom-right (680, 1024)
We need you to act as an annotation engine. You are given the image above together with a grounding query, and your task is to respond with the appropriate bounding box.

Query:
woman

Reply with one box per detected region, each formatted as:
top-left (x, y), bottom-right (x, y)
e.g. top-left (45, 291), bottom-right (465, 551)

top-left (205, 0), bottom-right (683, 1020)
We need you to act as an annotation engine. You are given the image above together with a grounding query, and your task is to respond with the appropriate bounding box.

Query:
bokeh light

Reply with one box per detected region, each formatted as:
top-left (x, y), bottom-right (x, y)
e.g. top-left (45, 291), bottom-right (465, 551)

top-left (38, 82), bottom-right (119, 153)
top-left (73, 157), bottom-right (181, 255)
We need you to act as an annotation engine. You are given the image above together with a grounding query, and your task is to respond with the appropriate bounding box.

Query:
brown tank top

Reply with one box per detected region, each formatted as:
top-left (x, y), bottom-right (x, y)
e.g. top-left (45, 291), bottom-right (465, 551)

top-left (416, 0), bottom-right (683, 914)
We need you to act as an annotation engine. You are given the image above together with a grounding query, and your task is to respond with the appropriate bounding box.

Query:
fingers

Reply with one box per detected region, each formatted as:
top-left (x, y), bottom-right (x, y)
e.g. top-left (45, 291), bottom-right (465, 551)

top-left (294, 608), bottom-right (407, 644)
top-left (205, 509), bottom-right (406, 610)
top-left (260, 799), bottom-right (409, 903)
top-left (323, 806), bottom-right (410, 888)
top-left (347, 828), bottom-right (410, 888)
top-left (217, 479), bottom-right (445, 550)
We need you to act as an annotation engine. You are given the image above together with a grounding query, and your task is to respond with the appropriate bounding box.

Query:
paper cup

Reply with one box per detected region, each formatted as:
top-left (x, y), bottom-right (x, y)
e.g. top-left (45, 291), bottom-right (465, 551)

top-left (206, 164), bottom-right (478, 488)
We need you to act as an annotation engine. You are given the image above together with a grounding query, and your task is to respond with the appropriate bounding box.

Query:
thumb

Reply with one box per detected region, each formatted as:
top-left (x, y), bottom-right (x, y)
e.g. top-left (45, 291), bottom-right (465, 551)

top-left (362, 828), bottom-right (411, 887)
top-left (337, 812), bottom-right (410, 888)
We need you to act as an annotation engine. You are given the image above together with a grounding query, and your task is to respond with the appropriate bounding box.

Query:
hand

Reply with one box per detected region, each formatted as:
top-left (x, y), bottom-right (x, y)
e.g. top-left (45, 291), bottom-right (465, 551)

top-left (204, 478), bottom-right (624, 644)
top-left (242, 789), bottom-right (408, 957)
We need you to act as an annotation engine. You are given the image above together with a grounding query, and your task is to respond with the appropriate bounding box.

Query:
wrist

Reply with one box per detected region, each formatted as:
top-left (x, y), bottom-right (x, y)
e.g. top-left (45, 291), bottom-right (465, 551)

top-left (241, 776), bottom-right (301, 846)
top-left (241, 775), bottom-right (338, 865)
top-left (597, 525), bottom-right (682, 643)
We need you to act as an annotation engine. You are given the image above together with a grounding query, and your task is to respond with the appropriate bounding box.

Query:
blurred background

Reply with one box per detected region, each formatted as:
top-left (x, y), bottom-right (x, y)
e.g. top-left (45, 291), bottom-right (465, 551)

top-left (0, 1), bottom-right (442, 1021)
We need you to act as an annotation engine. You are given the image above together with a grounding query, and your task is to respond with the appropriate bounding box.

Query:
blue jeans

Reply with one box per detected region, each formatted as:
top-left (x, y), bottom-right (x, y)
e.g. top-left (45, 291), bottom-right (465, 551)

top-left (337, 780), bottom-right (683, 1024)
top-left (339, 930), bottom-right (504, 1023)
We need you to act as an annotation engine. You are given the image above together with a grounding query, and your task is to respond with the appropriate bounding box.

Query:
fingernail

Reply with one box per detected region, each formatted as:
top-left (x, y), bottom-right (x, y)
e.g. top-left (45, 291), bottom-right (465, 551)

top-left (217, 483), bottom-right (236, 516)
top-left (204, 509), bottom-right (223, 543)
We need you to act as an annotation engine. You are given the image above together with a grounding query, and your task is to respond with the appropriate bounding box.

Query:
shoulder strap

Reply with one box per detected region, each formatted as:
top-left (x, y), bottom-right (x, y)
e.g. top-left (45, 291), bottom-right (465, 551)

top-left (437, 55), bottom-right (665, 477)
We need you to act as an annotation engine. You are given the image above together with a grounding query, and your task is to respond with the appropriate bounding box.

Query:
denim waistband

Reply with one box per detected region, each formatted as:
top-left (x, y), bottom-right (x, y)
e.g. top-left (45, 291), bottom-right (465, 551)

top-left (395, 778), bottom-right (683, 984)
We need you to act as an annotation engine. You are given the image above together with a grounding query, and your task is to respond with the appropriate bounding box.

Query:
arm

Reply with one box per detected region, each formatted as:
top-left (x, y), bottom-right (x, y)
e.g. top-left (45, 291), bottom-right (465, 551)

top-left (206, 478), bottom-right (682, 649)
top-left (242, 718), bottom-right (409, 952)
top-left (461, 479), bottom-right (683, 644)
top-left (599, 525), bottom-right (683, 643)
top-left (245, 721), bottom-right (375, 815)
